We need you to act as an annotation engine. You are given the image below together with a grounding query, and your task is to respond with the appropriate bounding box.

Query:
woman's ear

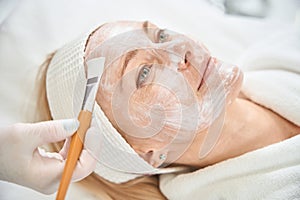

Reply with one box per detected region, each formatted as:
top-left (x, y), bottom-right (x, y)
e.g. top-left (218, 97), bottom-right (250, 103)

top-left (138, 148), bottom-right (168, 168)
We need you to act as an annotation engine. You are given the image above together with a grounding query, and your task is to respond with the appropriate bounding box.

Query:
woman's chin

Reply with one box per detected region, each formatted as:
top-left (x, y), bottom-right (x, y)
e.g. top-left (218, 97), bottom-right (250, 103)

top-left (209, 58), bottom-right (244, 106)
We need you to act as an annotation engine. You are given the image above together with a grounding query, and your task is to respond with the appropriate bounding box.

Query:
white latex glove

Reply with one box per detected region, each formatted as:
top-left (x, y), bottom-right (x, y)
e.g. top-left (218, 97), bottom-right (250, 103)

top-left (0, 118), bottom-right (101, 194)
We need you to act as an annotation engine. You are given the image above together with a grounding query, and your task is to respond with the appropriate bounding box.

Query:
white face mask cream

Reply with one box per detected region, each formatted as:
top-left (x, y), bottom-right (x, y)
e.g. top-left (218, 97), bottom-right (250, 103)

top-left (85, 25), bottom-right (241, 167)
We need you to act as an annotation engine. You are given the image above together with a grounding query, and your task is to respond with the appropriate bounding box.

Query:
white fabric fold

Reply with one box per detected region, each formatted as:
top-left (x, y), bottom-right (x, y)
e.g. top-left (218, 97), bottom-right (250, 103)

top-left (239, 29), bottom-right (300, 125)
top-left (160, 134), bottom-right (300, 200)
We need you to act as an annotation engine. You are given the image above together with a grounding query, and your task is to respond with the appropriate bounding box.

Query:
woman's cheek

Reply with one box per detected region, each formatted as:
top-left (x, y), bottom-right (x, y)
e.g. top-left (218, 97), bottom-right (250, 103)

top-left (129, 85), bottom-right (180, 127)
top-left (126, 90), bottom-right (182, 157)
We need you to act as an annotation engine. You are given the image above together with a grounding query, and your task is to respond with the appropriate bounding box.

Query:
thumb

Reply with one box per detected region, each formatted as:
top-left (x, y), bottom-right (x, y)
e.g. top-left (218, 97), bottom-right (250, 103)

top-left (84, 120), bottom-right (103, 159)
top-left (29, 119), bottom-right (79, 146)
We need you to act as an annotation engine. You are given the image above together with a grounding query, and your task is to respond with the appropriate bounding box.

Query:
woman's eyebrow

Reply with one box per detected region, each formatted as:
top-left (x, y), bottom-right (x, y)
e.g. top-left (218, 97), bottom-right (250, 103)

top-left (121, 50), bottom-right (138, 75)
top-left (143, 21), bottom-right (149, 34)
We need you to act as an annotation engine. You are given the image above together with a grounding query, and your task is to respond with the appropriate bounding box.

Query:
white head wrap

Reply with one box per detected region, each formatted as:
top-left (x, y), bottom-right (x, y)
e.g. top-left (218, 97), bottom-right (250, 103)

top-left (46, 29), bottom-right (187, 183)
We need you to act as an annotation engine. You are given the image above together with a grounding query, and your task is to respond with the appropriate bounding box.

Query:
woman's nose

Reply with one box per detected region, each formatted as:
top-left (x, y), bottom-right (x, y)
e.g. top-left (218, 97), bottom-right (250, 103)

top-left (177, 51), bottom-right (192, 71)
top-left (162, 36), bottom-right (193, 71)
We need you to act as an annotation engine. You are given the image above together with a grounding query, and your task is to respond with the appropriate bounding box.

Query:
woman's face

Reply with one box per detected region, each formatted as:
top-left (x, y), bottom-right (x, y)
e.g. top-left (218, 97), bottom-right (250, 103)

top-left (85, 21), bottom-right (243, 167)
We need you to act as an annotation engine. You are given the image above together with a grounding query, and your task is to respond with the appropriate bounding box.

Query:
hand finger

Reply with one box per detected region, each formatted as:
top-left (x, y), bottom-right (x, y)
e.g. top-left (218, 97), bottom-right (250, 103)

top-left (38, 147), bottom-right (63, 160)
top-left (59, 137), bottom-right (71, 159)
top-left (84, 125), bottom-right (103, 160)
top-left (66, 120), bottom-right (100, 182)
top-left (30, 150), bottom-right (66, 194)
top-left (28, 119), bottom-right (79, 146)
top-left (71, 149), bottom-right (97, 182)
top-left (31, 146), bottom-right (94, 193)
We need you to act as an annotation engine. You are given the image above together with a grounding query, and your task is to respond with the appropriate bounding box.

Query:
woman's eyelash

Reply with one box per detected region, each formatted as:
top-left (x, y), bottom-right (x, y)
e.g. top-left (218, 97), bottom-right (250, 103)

top-left (137, 65), bottom-right (151, 87)
top-left (158, 29), bottom-right (168, 43)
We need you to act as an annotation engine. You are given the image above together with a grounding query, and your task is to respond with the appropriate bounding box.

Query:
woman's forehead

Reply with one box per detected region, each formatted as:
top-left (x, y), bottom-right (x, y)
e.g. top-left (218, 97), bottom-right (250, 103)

top-left (87, 21), bottom-right (163, 67)
top-left (85, 21), bottom-right (159, 56)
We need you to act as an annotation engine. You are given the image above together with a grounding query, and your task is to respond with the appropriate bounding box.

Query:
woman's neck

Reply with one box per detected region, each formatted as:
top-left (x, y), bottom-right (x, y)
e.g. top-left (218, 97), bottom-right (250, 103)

top-left (175, 97), bottom-right (300, 167)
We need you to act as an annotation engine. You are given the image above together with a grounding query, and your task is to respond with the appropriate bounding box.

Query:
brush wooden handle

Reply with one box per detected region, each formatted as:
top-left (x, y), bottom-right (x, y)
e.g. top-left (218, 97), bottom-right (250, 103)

top-left (56, 110), bottom-right (92, 200)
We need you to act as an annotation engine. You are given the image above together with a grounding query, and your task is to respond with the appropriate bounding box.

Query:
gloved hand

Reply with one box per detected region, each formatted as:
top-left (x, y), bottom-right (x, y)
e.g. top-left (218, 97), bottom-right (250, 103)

top-left (0, 118), bottom-right (101, 194)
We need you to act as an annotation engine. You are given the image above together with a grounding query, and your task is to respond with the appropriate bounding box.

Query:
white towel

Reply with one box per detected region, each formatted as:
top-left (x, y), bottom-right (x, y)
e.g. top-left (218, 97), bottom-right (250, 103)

top-left (238, 28), bottom-right (300, 126)
top-left (160, 135), bottom-right (300, 200)
top-left (159, 26), bottom-right (300, 200)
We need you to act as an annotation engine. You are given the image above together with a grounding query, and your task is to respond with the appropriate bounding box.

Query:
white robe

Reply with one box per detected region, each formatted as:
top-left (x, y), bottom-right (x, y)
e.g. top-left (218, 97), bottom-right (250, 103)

top-left (159, 24), bottom-right (300, 200)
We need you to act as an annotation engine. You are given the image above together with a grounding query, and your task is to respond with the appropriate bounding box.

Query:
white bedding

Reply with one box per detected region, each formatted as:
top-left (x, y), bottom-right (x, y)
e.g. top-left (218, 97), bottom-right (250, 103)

top-left (0, 0), bottom-right (299, 199)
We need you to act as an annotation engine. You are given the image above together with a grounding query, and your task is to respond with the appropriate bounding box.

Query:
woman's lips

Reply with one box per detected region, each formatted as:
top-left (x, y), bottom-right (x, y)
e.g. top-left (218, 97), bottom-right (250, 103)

top-left (197, 57), bottom-right (212, 91)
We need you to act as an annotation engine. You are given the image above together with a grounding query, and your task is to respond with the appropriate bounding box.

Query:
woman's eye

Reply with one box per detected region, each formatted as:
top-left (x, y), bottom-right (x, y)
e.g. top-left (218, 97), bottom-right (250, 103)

top-left (158, 29), bottom-right (168, 43)
top-left (137, 65), bottom-right (151, 87)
